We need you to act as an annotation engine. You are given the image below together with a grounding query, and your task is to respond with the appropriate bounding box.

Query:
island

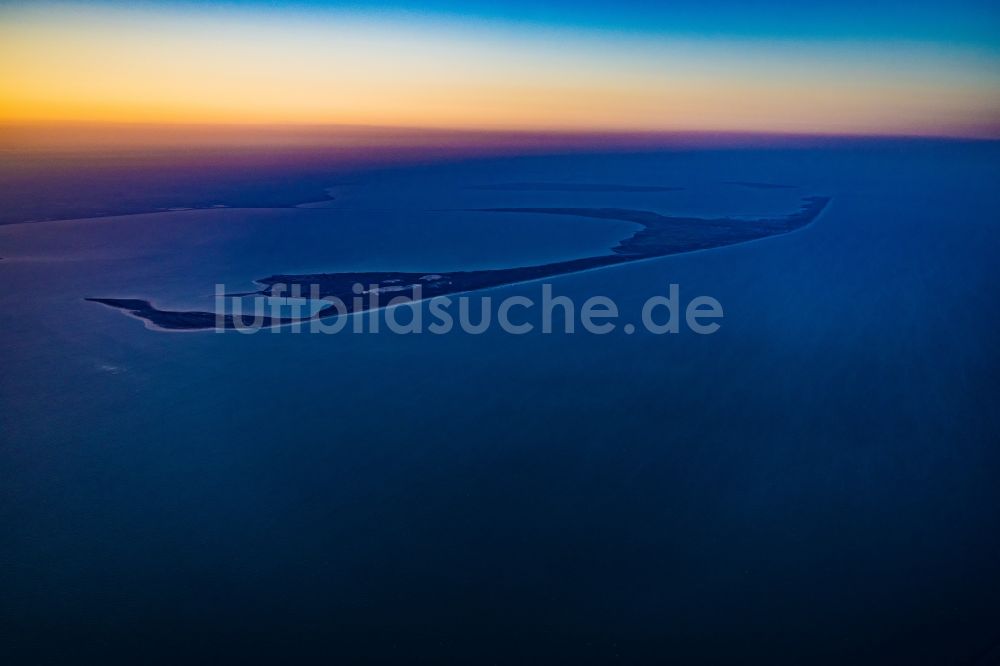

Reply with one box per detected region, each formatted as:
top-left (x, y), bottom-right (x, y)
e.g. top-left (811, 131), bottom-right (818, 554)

top-left (87, 195), bottom-right (830, 330)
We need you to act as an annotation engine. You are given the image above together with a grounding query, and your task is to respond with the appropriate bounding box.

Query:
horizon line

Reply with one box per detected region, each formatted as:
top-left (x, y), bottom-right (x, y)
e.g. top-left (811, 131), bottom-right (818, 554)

top-left (3, 120), bottom-right (998, 144)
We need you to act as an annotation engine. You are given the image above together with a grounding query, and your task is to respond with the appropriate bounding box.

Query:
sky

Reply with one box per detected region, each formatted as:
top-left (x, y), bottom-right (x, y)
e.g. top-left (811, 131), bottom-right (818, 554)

top-left (1, 0), bottom-right (999, 137)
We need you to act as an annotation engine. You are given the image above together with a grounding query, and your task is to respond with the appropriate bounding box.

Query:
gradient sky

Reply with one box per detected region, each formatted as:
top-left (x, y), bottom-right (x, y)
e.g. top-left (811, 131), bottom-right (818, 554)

top-left (1, 1), bottom-right (999, 136)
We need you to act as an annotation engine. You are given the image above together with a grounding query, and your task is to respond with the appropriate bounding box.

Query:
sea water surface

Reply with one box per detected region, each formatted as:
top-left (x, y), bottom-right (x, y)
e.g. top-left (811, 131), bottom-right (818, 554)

top-left (1, 141), bottom-right (999, 663)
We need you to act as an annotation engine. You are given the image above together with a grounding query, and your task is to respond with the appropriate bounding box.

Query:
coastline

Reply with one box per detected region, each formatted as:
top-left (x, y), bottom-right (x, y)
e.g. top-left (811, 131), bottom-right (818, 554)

top-left (85, 196), bottom-right (830, 331)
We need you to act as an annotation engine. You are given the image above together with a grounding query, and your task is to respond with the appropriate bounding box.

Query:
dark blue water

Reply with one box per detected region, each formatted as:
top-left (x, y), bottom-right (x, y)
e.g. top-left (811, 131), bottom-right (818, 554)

top-left (1, 140), bottom-right (998, 663)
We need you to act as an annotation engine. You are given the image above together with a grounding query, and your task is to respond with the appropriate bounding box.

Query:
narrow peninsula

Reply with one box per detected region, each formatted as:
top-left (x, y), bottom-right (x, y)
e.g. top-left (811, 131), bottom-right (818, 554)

top-left (87, 196), bottom-right (830, 330)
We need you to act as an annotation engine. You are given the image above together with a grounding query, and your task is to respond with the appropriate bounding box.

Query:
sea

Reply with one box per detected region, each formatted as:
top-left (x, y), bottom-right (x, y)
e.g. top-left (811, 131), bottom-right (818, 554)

top-left (1, 138), bottom-right (998, 663)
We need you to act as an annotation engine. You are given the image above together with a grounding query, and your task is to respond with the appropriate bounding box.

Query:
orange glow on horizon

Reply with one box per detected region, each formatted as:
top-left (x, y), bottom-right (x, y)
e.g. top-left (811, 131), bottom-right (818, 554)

top-left (2, 4), bottom-right (999, 139)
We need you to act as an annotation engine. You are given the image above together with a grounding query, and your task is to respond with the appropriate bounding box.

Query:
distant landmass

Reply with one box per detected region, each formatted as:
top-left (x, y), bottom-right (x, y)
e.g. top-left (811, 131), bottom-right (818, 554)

top-left (87, 196), bottom-right (830, 330)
